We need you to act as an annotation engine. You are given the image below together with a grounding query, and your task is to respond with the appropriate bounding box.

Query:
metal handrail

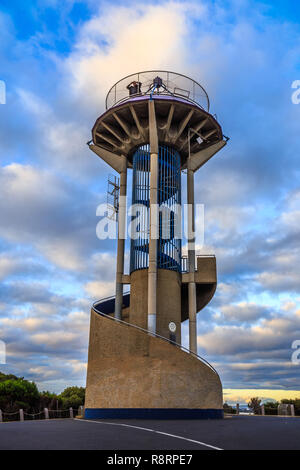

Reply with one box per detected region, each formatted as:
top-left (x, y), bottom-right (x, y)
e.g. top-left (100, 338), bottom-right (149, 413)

top-left (181, 254), bottom-right (216, 258)
top-left (181, 254), bottom-right (216, 273)
top-left (105, 70), bottom-right (210, 111)
top-left (92, 294), bottom-right (218, 376)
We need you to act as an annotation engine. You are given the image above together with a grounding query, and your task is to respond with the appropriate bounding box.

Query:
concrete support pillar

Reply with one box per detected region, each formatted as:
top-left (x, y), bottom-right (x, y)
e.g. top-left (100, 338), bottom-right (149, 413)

top-left (148, 154), bottom-right (158, 334)
top-left (188, 282), bottom-right (197, 354)
top-left (148, 100), bottom-right (159, 334)
top-left (19, 409), bottom-right (24, 421)
top-left (187, 165), bottom-right (197, 354)
top-left (115, 156), bottom-right (127, 320)
top-left (44, 408), bottom-right (49, 419)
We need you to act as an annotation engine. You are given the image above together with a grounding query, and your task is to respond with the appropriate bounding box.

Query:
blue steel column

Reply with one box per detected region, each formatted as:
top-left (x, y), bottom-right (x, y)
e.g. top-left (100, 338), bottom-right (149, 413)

top-left (130, 145), bottom-right (181, 273)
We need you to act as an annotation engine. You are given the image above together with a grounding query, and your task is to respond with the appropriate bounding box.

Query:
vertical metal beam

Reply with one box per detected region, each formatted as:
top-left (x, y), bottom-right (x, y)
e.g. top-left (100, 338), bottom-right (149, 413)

top-left (148, 100), bottom-right (159, 334)
top-left (115, 156), bottom-right (127, 319)
top-left (187, 158), bottom-right (197, 354)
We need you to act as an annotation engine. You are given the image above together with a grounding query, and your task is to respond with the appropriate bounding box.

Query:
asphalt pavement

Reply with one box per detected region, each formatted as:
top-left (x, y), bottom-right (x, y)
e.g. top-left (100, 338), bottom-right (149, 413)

top-left (0, 415), bottom-right (299, 450)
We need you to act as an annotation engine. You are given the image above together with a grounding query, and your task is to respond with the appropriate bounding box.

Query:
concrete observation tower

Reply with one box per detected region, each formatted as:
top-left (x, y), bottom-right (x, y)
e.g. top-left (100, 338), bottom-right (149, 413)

top-left (85, 71), bottom-right (228, 419)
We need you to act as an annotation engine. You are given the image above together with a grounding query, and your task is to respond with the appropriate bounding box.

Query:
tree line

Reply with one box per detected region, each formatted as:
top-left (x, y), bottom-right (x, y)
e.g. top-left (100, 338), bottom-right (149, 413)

top-left (248, 397), bottom-right (300, 415)
top-left (0, 372), bottom-right (85, 413)
top-left (224, 397), bottom-right (300, 415)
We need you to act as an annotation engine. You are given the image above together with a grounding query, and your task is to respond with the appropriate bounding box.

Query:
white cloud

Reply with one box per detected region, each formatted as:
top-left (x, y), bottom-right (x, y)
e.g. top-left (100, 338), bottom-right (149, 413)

top-left (66, 2), bottom-right (193, 109)
top-left (31, 331), bottom-right (80, 347)
top-left (39, 239), bottom-right (85, 271)
top-left (0, 257), bottom-right (19, 280)
top-left (257, 271), bottom-right (300, 293)
top-left (1, 316), bottom-right (47, 332)
top-left (218, 302), bottom-right (269, 322)
top-left (0, 163), bottom-right (101, 272)
top-left (198, 310), bottom-right (300, 357)
top-left (84, 280), bottom-right (115, 299)
top-left (17, 89), bottom-right (90, 179)
top-left (28, 366), bottom-right (58, 379)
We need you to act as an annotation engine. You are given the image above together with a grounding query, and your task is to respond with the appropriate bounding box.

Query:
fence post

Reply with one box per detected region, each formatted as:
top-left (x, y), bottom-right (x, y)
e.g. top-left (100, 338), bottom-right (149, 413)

top-left (19, 409), bottom-right (24, 421)
top-left (261, 404), bottom-right (265, 416)
top-left (278, 403), bottom-right (288, 416)
top-left (0, 409), bottom-right (2, 422)
top-left (44, 408), bottom-right (49, 419)
top-left (69, 407), bottom-right (73, 419)
top-left (236, 403), bottom-right (239, 415)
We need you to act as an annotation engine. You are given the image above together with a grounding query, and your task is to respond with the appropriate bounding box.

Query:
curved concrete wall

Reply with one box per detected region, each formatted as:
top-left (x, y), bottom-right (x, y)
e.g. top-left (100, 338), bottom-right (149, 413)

top-left (85, 309), bottom-right (223, 412)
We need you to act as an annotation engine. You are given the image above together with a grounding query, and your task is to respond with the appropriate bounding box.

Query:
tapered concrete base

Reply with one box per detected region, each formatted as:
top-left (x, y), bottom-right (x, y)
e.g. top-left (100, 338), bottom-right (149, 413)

top-left (85, 308), bottom-right (223, 418)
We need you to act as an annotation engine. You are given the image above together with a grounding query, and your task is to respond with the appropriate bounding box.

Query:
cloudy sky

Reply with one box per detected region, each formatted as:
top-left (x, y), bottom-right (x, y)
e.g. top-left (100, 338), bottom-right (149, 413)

top-left (0, 0), bottom-right (300, 399)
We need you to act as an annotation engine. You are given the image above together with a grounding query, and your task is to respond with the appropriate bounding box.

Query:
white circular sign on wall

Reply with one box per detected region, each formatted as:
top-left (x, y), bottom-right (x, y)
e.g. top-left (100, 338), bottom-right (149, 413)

top-left (168, 322), bottom-right (177, 333)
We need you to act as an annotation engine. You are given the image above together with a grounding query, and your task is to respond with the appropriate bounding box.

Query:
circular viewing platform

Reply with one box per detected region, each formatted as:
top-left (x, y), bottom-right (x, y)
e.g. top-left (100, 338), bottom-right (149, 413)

top-left (105, 70), bottom-right (210, 112)
top-left (90, 70), bottom-right (225, 167)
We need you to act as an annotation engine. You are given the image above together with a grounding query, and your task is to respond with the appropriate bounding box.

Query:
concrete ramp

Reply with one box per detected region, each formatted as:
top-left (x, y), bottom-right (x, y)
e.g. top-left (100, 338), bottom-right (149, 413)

top-left (84, 296), bottom-right (223, 419)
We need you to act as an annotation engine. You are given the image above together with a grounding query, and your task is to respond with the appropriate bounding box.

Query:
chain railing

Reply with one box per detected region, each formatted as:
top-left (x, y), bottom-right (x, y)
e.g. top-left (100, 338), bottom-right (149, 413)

top-left (0, 406), bottom-right (83, 423)
top-left (23, 411), bottom-right (46, 420)
top-left (0, 410), bottom-right (20, 422)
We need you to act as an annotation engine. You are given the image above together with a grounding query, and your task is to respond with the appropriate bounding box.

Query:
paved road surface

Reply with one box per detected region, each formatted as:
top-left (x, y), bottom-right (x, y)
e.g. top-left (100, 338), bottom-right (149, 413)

top-left (0, 416), bottom-right (299, 450)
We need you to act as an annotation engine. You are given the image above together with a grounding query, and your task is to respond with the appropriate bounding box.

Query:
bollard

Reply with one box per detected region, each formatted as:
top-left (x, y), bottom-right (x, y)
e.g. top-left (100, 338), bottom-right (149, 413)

top-left (0, 409), bottom-right (2, 422)
top-left (278, 403), bottom-right (289, 416)
top-left (236, 403), bottom-right (239, 415)
top-left (261, 404), bottom-right (265, 416)
top-left (19, 409), bottom-right (24, 421)
top-left (44, 408), bottom-right (49, 419)
top-left (69, 407), bottom-right (73, 419)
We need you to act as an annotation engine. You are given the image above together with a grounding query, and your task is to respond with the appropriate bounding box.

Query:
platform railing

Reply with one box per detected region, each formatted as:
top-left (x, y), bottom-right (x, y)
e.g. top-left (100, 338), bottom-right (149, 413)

top-left (92, 294), bottom-right (219, 376)
top-left (105, 70), bottom-right (210, 111)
